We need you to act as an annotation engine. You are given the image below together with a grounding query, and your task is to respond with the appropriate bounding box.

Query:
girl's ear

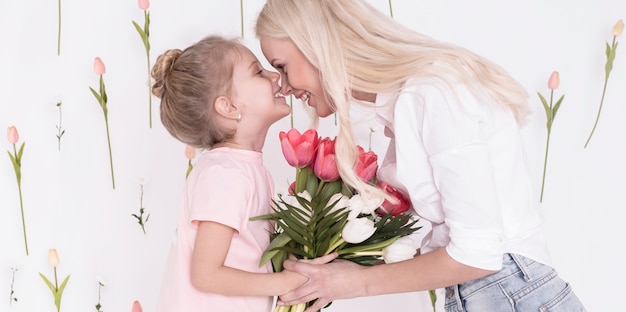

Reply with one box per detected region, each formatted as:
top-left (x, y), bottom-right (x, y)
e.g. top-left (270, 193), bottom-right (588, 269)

top-left (213, 96), bottom-right (241, 121)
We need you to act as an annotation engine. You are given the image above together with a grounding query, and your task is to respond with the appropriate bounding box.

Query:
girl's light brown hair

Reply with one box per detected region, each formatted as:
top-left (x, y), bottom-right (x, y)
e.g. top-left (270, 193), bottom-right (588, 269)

top-left (151, 35), bottom-right (243, 149)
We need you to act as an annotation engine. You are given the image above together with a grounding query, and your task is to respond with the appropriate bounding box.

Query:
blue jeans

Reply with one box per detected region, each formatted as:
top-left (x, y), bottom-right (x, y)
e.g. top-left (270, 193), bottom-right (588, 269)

top-left (444, 253), bottom-right (586, 311)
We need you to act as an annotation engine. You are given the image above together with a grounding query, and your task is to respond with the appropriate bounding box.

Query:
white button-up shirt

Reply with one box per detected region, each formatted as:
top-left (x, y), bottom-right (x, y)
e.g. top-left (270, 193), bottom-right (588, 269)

top-left (375, 79), bottom-right (551, 270)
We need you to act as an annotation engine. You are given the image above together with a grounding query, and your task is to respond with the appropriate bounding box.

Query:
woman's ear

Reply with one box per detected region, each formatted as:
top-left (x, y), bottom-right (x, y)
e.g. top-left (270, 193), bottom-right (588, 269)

top-left (213, 96), bottom-right (241, 121)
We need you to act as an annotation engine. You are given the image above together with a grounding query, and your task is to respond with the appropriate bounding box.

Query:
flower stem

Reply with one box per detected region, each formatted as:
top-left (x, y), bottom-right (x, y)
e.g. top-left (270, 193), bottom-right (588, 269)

top-left (104, 116), bottom-right (115, 189)
top-left (57, 0), bottom-right (61, 55)
top-left (290, 96), bottom-right (294, 129)
top-left (584, 75), bottom-right (610, 148)
top-left (53, 267), bottom-right (58, 290)
top-left (540, 129), bottom-right (551, 202)
top-left (540, 90), bottom-right (554, 203)
top-left (585, 36), bottom-right (616, 149)
top-left (324, 238), bottom-right (345, 255)
top-left (17, 180), bottom-right (28, 255)
top-left (388, 0), bottom-right (394, 17)
top-left (145, 10), bottom-right (152, 128)
top-left (146, 51), bottom-right (152, 128)
top-left (13, 144), bottom-right (29, 255)
top-left (240, 0), bottom-right (244, 37)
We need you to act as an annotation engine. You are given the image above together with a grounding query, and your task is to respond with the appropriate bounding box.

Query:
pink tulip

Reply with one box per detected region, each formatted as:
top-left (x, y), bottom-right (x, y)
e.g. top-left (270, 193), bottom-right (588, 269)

top-left (613, 19), bottom-right (624, 37)
top-left (7, 126), bottom-right (18, 144)
top-left (314, 137), bottom-right (340, 182)
top-left (279, 129), bottom-right (319, 168)
top-left (377, 181), bottom-right (411, 216)
top-left (131, 300), bottom-right (143, 312)
top-left (138, 0), bottom-right (150, 10)
top-left (184, 145), bottom-right (196, 160)
top-left (93, 57), bottom-right (106, 75)
top-left (547, 71), bottom-right (559, 90)
top-left (355, 146), bottom-right (378, 182)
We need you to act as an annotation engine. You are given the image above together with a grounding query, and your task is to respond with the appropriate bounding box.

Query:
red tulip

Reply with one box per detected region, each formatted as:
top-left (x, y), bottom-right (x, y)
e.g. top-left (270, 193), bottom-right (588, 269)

top-left (279, 129), bottom-right (319, 168)
top-left (355, 146), bottom-right (378, 182)
top-left (377, 181), bottom-right (411, 216)
top-left (314, 137), bottom-right (340, 182)
top-left (131, 300), bottom-right (143, 312)
top-left (93, 57), bottom-right (106, 75)
top-left (7, 126), bottom-right (18, 144)
top-left (547, 71), bottom-right (559, 90)
top-left (138, 0), bottom-right (150, 10)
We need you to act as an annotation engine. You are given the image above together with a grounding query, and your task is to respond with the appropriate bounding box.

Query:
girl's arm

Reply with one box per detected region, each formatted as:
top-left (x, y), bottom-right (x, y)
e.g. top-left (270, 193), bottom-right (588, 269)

top-left (190, 220), bottom-right (308, 296)
top-left (278, 247), bottom-right (496, 312)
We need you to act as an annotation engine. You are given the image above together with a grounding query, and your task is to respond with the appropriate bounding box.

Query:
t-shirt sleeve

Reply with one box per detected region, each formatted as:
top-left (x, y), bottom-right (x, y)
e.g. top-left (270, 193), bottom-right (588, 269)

top-left (187, 165), bottom-right (250, 233)
top-left (395, 83), bottom-right (505, 270)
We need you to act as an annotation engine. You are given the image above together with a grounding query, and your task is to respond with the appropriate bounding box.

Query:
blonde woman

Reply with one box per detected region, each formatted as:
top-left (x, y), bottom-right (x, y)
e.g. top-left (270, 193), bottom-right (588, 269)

top-left (255, 1), bottom-right (586, 311)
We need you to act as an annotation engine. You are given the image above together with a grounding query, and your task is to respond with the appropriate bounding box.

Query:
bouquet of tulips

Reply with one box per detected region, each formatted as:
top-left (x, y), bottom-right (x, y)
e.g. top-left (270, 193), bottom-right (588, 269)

top-left (252, 128), bottom-right (420, 312)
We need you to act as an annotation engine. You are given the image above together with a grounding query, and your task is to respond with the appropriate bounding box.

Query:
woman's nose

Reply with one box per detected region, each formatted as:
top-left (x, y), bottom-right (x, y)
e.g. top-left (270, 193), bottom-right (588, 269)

top-left (279, 75), bottom-right (293, 95)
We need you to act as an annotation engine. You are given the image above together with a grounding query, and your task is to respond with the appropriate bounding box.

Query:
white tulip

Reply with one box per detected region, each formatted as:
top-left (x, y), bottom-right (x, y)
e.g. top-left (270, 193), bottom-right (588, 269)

top-left (342, 217), bottom-right (376, 244)
top-left (348, 191), bottom-right (384, 218)
top-left (326, 193), bottom-right (350, 215)
top-left (383, 237), bottom-right (417, 264)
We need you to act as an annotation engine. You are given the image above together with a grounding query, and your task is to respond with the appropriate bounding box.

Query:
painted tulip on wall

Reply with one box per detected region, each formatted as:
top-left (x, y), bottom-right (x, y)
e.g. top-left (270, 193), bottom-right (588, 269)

top-left (89, 57), bottom-right (116, 189)
top-left (132, 0), bottom-right (153, 128)
top-left (39, 249), bottom-right (71, 312)
top-left (6, 125), bottom-right (29, 255)
top-left (538, 71), bottom-right (565, 202)
top-left (584, 19), bottom-right (623, 148)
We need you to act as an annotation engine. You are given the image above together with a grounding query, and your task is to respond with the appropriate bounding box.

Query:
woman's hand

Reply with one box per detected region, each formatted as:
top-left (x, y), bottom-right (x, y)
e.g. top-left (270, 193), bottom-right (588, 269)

top-left (279, 254), bottom-right (367, 312)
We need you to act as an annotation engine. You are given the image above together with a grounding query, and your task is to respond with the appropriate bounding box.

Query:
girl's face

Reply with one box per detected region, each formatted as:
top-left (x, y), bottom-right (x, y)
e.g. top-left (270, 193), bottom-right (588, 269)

top-left (232, 47), bottom-right (291, 127)
top-left (259, 36), bottom-right (334, 117)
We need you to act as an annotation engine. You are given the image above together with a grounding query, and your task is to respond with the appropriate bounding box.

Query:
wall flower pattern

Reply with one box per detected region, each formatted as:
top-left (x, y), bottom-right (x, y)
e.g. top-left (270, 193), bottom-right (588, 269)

top-left (89, 57), bottom-right (116, 189)
top-left (6, 126), bottom-right (29, 255)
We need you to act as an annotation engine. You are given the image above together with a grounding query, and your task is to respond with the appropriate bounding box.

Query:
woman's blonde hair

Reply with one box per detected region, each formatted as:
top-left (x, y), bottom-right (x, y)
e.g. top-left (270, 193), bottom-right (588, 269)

top-left (152, 35), bottom-right (243, 149)
top-left (255, 0), bottom-right (530, 196)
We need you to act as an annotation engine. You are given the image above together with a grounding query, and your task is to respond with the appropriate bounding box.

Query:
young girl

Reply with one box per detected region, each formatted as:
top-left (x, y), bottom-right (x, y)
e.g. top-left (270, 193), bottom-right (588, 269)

top-left (151, 35), bottom-right (306, 312)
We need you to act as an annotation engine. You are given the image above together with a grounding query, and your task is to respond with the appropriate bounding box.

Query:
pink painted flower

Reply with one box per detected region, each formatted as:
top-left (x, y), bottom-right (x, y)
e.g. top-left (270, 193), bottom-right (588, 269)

top-left (613, 19), bottom-right (624, 37)
top-left (7, 126), bottom-right (18, 144)
top-left (314, 137), bottom-right (340, 182)
top-left (355, 146), bottom-right (378, 183)
top-left (377, 181), bottom-right (411, 216)
top-left (279, 128), bottom-right (319, 168)
top-left (48, 248), bottom-right (59, 268)
top-left (132, 300), bottom-right (143, 312)
top-left (138, 0), bottom-right (150, 10)
top-left (93, 57), bottom-right (106, 75)
top-left (547, 71), bottom-right (559, 90)
top-left (184, 145), bottom-right (196, 160)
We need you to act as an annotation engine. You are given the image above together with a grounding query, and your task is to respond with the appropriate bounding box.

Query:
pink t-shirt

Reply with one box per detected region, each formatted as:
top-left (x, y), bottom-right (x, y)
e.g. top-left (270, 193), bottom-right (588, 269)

top-left (157, 147), bottom-right (274, 312)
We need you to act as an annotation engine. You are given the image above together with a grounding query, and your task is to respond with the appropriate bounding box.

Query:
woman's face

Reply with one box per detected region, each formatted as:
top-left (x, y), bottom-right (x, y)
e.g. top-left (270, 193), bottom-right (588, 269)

top-left (259, 36), bottom-right (334, 117)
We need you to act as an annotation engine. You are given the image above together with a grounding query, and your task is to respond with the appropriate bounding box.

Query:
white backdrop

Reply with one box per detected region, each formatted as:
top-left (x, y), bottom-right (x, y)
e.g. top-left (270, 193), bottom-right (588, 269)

top-left (1, 0), bottom-right (624, 311)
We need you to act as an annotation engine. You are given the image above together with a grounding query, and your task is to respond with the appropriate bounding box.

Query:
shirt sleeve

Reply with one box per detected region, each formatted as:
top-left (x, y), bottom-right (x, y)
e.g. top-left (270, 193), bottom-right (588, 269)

top-left (395, 83), bottom-right (505, 270)
top-left (187, 165), bottom-right (250, 233)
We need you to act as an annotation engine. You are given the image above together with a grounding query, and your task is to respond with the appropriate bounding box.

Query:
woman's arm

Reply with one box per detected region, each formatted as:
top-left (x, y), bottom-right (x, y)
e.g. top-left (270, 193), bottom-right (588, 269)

top-left (279, 247), bottom-right (496, 312)
top-left (190, 220), bottom-right (308, 296)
